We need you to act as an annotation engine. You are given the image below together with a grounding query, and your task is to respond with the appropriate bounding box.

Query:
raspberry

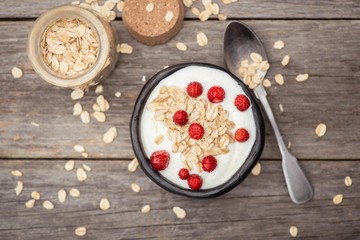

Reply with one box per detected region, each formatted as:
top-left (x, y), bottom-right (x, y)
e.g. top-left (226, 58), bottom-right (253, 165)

top-left (178, 168), bottom-right (190, 180)
top-left (187, 174), bottom-right (203, 190)
top-left (187, 81), bottom-right (203, 98)
top-left (234, 94), bottom-right (250, 111)
top-left (207, 86), bottom-right (225, 103)
top-left (235, 128), bottom-right (250, 142)
top-left (202, 155), bottom-right (217, 172)
top-left (149, 150), bottom-right (170, 171)
top-left (188, 123), bottom-right (204, 140)
top-left (173, 110), bottom-right (188, 126)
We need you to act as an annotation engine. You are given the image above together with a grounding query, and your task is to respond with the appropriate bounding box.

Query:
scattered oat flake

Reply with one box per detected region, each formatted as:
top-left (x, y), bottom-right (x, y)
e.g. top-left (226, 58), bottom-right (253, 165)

top-left (287, 141), bottom-right (292, 149)
top-left (75, 227), bottom-right (87, 236)
top-left (176, 42), bottom-right (187, 51)
top-left (31, 122), bottom-right (40, 127)
top-left (146, 2), bottom-right (154, 12)
top-left (275, 74), bottom-right (284, 85)
top-left (273, 40), bottom-right (285, 49)
top-left (80, 111), bottom-right (90, 124)
top-left (191, 7), bottom-right (200, 16)
top-left (93, 111), bottom-right (106, 122)
top-left (197, 32), bottom-right (208, 47)
top-left (103, 127), bottom-right (117, 143)
top-left (333, 194), bottom-right (343, 205)
top-left (183, 0), bottom-right (192, 7)
top-left (172, 206), bottom-right (186, 219)
top-left (74, 145), bottom-right (85, 153)
top-left (82, 163), bottom-right (91, 172)
top-left (58, 189), bottom-right (67, 203)
top-left (218, 13), bottom-right (227, 21)
top-left (251, 162), bottom-right (261, 176)
top-left (11, 170), bottom-right (23, 177)
top-left (71, 89), bottom-right (85, 100)
top-left (289, 226), bottom-right (298, 237)
top-left (73, 103), bottom-right (83, 116)
top-left (43, 200), bottom-right (54, 210)
top-left (95, 85), bottom-right (104, 94)
top-left (141, 205), bottom-right (151, 213)
top-left (296, 74), bottom-right (309, 82)
top-left (77, 168), bottom-right (87, 182)
top-left (81, 152), bottom-right (89, 158)
top-left (315, 123), bottom-right (326, 137)
top-left (142, 75), bottom-right (146, 82)
top-left (279, 104), bottom-right (284, 112)
top-left (65, 160), bottom-right (75, 171)
top-left (11, 67), bottom-right (23, 79)
top-left (262, 79), bottom-right (271, 88)
top-left (117, 1), bottom-right (124, 11)
top-left (100, 198), bottom-right (110, 210)
top-left (115, 91), bottom-right (121, 97)
top-left (117, 43), bottom-right (133, 54)
top-left (25, 199), bottom-right (36, 209)
top-left (165, 11), bottom-right (174, 22)
top-left (222, 0), bottom-right (233, 4)
top-left (14, 181), bottom-right (23, 196)
top-left (131, 183), bottom-right (141, 192)
top-left (344, 176), bottom-right (352, 187)
top-left (72, 1), bottom-right (80, 5)
top-left (128, 158), bottom-right (139, 172)
top-left (70, 188), bottom-right (81, 197)
top-left (281, 55), bottom-right (290, 66)
top-left (199, 10), bottom-right (210, 21)
top-left (31, 191), bottom-right (41, 200)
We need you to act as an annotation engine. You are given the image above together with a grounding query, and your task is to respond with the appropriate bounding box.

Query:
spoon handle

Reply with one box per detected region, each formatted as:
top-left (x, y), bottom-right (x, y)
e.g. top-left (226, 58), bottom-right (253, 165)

top-left (253, 85), bottom-right (314, 204)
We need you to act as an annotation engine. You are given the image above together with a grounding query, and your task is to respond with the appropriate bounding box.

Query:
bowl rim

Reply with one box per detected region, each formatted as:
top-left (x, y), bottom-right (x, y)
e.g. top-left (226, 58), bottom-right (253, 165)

top-left (130, 62), bottom-right (265, 198)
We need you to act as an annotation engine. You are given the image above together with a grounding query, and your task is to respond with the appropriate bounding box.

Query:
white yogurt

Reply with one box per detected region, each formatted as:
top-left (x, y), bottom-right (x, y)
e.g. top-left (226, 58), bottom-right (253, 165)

top-left (140, 66), bottom-right (256, 189)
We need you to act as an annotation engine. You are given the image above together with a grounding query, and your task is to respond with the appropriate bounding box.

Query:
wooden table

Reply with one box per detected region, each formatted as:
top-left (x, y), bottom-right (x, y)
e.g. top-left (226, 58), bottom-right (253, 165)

top-left (1, 1), bottom-right (360, 239)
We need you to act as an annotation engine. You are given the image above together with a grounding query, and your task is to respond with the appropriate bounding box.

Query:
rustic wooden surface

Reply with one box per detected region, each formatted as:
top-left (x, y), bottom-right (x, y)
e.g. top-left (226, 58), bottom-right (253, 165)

top-left (0, 0), bottom-right (359, 239)
top-left (1, 160), bottom-right (360, 239)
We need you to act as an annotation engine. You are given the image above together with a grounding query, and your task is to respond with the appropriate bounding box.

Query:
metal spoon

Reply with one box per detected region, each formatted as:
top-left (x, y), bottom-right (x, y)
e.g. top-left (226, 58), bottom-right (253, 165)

top-left (223, 21), bottom-right (313, 204)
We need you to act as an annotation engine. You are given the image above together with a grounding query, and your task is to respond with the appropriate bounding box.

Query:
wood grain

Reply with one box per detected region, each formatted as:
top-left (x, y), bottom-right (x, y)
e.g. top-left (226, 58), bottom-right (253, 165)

top-left (0, 160), bottom-right (359, 239)
top-left (1, 0), bottom-right (360, 19)
top-left (1, 20), bottom-right (360, 159)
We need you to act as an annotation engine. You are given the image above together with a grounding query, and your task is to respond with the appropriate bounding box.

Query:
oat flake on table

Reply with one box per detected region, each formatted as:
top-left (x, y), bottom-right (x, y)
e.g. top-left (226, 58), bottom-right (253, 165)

top-left (172, 206), bottom-right (186, 219)
top-left (31, 191), bottom-right (41, 200)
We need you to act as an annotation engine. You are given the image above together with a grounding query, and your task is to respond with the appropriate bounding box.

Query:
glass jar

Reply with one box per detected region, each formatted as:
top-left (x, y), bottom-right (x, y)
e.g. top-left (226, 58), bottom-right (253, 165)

top-left (27, 5), bottom-right (118, 89)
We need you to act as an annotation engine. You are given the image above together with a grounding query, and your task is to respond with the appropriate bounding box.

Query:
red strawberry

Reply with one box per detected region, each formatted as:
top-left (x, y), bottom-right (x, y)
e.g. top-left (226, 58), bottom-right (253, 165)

top-left (173, 110), bottom-right (188, 126)
top-left (202, 155), bottom-right (217, 172)
top-left (188, 123), bottom-right (204, 140)
top-left (178, 168), bottom-right (190, 180)
top-left (187, 174), bottom-right (203, 190)
top-left (235, 128), bottom-right (250, 142)
top-left (207, 86), bottom-right (225, 103)
top-left (234, 94), bottom-right (250, 111)
top-left (187, 81), bottom-right (203, 98)
top-left (150, 150), bottom-right (170, 171)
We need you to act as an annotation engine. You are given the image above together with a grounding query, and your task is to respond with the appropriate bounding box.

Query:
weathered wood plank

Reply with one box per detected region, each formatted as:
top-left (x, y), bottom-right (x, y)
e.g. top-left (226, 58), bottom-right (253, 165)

top-left (1, 20), bottom-right (360, 159)
top-left (0, 160), bottom-right (359, 239)
top-left (1, 0), bottom-right (360, 19)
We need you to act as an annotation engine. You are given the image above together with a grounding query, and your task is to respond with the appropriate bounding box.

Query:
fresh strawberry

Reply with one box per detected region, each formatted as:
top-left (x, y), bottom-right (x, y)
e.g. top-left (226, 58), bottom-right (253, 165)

top-left (188, 123), bottom-right (204, 140)
top-left (202, 155), bottom-right (217, 172)
top-left (234, 94), bottom-right (250, 111)
top-left (178, 168), bottom-right (190, 180)
top-left (187, 81), bottom-right (203, 98)
top-left (150, 150), bottom-right (170, 171)
top-left (207, 86), bottom-right (225, 103)
top-left (235, 128), bottom-right (250, 142)
top-left (187, 174), bottom-right (203, 190)
top-left (173, 110), bottom-right (188, 126)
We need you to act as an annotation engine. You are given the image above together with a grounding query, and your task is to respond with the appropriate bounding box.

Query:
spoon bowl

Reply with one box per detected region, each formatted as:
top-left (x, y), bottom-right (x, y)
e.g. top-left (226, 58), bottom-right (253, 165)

top-left (224, 21), bottom-right (268, 81)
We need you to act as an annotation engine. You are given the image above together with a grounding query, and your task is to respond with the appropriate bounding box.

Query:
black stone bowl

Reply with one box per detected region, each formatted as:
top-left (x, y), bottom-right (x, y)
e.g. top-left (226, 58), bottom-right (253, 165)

top-left (130, 63), bottom-right (265, 198)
